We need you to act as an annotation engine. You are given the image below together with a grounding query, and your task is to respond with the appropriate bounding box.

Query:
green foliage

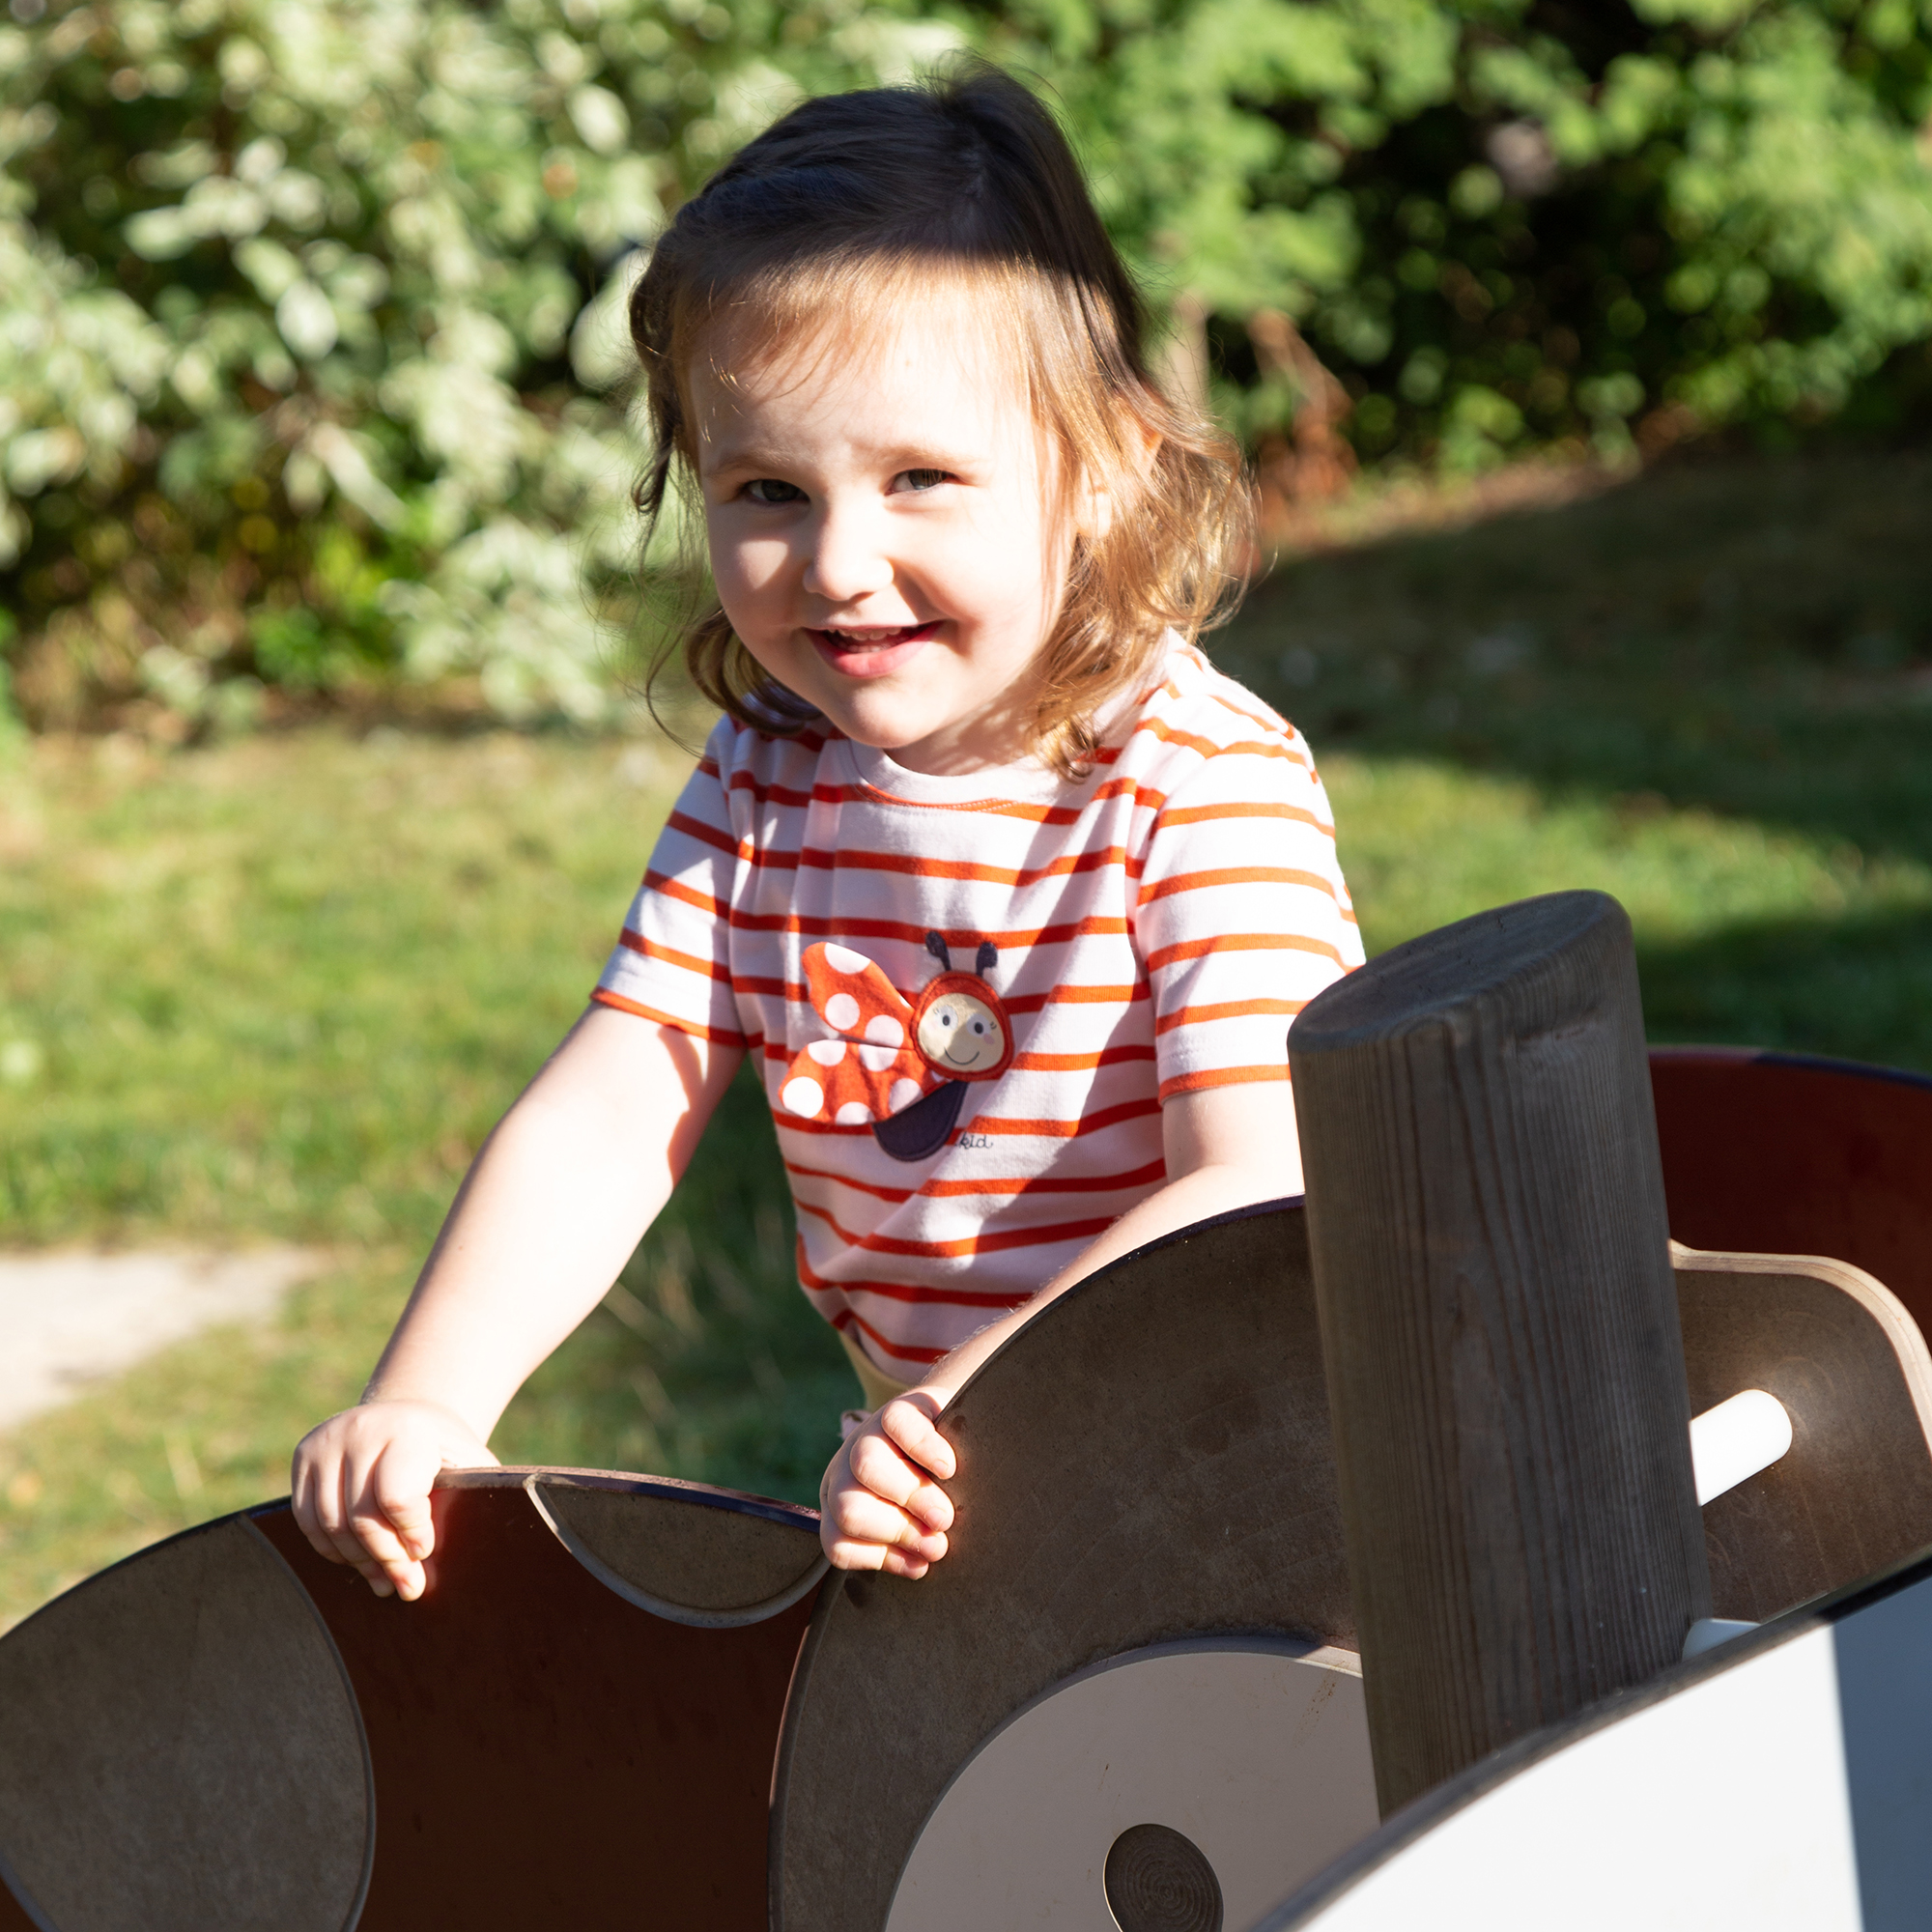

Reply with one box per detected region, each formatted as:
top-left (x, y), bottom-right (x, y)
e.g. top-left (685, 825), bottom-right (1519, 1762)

top-left (4, 0), bottom-right (1931, 726)
top-left (0, 0), bottom-right (958, 727)
top-left (993, 0), bottom-right (1932, 469)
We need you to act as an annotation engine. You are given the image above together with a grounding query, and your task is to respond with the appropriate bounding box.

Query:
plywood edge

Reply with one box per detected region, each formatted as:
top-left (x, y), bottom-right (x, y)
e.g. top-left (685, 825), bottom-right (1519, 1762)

top-left (435, 1463), bottom-right (821, 1532)
top-left (521, 1476), bottom-right (828, 1628)
top-left (1672, 1240), bottom-right (1932, 1462)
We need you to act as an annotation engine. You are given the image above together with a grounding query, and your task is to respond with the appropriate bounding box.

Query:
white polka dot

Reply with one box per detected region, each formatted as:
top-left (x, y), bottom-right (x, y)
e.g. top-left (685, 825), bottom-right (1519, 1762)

top-left (808, 1037), bottom-right (847, 1066)
top-left (822, 944), bottom-right (870, 975)
top-left (889, 1078), bottom-right (923, 1112)
top-left (823, 992), bottom-right (861, 1031)
top-left (781, 1076), bottom-right (825, 1118)
top-left (858, 1043), bottom-right (898, 1073)
top-left (835, 1100), bottom-right (873, 1126)
top-left (864, 1013), bottom-right (904, 1047)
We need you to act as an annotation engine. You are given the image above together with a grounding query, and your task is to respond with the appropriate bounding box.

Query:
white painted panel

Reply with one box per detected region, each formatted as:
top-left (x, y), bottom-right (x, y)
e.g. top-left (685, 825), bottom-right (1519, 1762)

top-left (1273, 1625), bottom-right (1862, 1932)
top-left (888, 1641), bottom-right (1378, 1931)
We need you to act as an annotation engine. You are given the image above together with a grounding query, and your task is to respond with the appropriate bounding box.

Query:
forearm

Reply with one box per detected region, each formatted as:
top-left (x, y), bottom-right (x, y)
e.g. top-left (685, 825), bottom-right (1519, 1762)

top-left (919, 1153), bottom-right (1289, 1404)
top-left (365, 1009), bottom-right (741, 1440)
top-left (364, 1103), bottom-right (664, 1436)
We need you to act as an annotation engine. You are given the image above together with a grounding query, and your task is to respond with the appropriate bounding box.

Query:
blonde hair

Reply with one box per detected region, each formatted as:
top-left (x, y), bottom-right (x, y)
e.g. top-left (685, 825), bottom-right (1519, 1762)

top-left (631, 64), bottom-right (1251, 777)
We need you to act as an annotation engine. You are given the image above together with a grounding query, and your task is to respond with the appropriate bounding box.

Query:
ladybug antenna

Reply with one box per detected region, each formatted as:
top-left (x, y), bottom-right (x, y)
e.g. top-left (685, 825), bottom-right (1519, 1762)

top-left (924, 931), bottom-right (952, 969)
top-left (976, 940), bottom-right (998, 977)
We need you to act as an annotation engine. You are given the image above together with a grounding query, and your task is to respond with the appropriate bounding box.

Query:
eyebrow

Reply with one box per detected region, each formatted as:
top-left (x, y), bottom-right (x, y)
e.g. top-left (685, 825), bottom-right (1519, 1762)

top-left (701, 440), bottom-right (988, 476)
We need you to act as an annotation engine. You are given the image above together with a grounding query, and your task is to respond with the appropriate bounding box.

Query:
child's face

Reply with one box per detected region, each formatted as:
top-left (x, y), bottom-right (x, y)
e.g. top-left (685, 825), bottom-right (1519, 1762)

top-left (691, 286), bottom-right (1068, 775)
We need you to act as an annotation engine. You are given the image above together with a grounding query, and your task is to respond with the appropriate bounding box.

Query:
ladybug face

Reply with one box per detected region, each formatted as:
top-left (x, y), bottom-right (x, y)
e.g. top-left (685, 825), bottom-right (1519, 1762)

top-left (916, 988), bottom-right (1007, 1076)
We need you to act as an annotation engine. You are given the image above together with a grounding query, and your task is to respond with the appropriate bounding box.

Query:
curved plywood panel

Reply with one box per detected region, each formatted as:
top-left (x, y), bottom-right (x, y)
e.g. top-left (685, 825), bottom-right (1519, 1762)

top-left (253, 1477), bottom-right (817, 1929)
top-left (1675, 1243), bottom-right (1932, 1624)
top-left (883, 1638), bottom-right (1375, 1932)
top-left (771, 1201), bottom-right (1354, 1932)
top-left (0, 1515), bottom-right (371, 1932)
top-left (521, 1469), bottom-right (826, 1625)
top-left (1651, 1048), bottom-right (1932, 1333)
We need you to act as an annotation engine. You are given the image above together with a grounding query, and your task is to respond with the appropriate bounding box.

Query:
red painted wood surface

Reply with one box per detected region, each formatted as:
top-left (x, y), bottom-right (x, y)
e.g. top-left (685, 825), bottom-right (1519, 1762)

top-left (255, 1487), bottom-right (814, 1929)
top-left (1651, 1048), bottom-right (1932, 1336)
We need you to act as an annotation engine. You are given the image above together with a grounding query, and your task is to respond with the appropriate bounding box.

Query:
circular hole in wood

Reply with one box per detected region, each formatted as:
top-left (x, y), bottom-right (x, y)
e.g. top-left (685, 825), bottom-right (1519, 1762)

top-left (1103, 1822), bottom-right (1224, 1932)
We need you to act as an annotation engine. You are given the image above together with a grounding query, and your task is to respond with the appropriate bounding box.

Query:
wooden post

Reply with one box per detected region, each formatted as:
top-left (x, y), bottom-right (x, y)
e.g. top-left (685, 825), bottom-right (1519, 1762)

top-left (1288, 891), bottom-right (1711, 1815)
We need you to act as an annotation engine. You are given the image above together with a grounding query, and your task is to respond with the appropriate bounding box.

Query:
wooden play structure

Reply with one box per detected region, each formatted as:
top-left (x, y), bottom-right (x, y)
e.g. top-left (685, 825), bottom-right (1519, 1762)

top-left (2, 891), bottom-right (1929, 1930)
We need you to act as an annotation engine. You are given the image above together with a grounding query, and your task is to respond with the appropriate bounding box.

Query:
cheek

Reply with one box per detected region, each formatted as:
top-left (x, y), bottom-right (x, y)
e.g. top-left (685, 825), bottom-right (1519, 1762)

top-left (705, 515), bottom-right (796, 614)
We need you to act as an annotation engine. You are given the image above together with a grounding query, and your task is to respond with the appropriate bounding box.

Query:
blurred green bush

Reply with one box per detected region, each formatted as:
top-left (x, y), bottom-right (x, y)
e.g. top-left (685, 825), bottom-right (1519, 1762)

top-left (4, 0), bottom-right (1930, 730)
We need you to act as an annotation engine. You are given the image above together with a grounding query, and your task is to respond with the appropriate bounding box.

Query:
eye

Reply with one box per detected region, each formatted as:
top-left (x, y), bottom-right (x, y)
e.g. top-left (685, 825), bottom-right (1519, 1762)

top-left (970, 1019), bottom-right (986, 1035)
top-left (939, 1011), bottom-right (953, 1027)
top-left (893, 469), bottom-right (949, 494)
top-left (743, 477), bottom-right (805, 505)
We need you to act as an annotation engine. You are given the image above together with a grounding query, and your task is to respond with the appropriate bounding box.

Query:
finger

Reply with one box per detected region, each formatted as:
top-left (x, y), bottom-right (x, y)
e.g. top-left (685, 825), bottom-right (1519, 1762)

top-left (848, 1434), bottom-right (954, 1533)
top-left (372, 1445), bottom-right (441, 1563)
top-left (311, 1454), bottom-right (384, 1578)
top-left (830, 1486), bottom-right (948, 1562)
top-left (879, 1398), bottom-right (956, 1482)
top-left (822, 1533), bottom-right (934, 1580)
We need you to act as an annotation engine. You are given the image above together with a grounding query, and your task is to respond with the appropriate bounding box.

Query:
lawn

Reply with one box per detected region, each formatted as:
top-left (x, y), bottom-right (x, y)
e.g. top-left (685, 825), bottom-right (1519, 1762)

top-left (3, 446), bottom-right (1929, 1627)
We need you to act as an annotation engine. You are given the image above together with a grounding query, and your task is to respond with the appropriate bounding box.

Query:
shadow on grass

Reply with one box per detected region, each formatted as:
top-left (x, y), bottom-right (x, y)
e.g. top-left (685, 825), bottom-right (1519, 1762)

top-left (1637, 904), bottom-right (1932, 1074)
top-left (1218, 449), bottom-right (1932, 871)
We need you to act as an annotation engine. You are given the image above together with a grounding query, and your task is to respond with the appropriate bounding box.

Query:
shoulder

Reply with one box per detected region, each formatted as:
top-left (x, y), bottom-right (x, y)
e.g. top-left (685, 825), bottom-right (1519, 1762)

top-left (1113, 639), bottom-right (1324, 804)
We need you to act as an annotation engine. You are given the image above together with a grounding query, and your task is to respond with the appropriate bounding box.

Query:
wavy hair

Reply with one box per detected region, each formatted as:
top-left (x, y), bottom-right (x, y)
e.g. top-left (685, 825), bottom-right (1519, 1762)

top-left (630, 63), bottom-right (1250, 776)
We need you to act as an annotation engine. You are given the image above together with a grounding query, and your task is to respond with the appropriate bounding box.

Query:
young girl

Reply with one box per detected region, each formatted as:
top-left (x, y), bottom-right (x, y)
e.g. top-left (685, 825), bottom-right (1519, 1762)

top-left (292, 65), bottom-right (1362, 1599)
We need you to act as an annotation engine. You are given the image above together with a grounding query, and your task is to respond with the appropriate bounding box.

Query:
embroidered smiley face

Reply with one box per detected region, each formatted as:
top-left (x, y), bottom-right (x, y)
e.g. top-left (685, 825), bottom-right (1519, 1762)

top-left (916, 988), bottom-right (1007, 1074)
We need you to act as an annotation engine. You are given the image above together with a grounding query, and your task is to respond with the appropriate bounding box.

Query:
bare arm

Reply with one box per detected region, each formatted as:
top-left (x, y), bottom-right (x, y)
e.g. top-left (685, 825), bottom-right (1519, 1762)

top-left (820, 1078), bottom-right (1302, 1577)
top-left (292, 1005), bottom-right (741, 1597)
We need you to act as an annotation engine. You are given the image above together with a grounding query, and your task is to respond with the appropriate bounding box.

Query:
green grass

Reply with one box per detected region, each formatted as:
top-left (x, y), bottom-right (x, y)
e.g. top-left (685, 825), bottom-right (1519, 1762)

top-left (3, 445), bottom-right (1930, 1626)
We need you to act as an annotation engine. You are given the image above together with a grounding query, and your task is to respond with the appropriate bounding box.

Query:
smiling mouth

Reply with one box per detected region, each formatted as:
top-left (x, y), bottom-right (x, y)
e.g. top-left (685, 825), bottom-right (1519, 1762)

top-left (808, 622), bottom-right (941, 679)
top-left (942, 1045), bottom-right (984, 1066)
top-left (811, 622), bottom-right (939, 649)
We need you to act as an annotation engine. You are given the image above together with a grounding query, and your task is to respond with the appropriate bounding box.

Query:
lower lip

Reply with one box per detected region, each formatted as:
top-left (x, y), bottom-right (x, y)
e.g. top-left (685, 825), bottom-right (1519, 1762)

top-left (808, 623), bottom-right (940, 679)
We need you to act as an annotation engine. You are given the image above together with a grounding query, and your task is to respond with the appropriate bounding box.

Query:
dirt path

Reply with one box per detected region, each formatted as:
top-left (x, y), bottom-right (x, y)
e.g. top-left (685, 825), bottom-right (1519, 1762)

top-left (0, 1249), bottom-right (326, 1431)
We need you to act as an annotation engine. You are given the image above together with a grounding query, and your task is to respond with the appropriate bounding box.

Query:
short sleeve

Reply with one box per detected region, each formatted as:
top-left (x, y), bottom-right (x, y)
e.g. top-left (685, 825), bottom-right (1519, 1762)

top-left (1135, 725), bottom-right (1363, 1101)
top-left (592, 720), bottom-right (746, 1044)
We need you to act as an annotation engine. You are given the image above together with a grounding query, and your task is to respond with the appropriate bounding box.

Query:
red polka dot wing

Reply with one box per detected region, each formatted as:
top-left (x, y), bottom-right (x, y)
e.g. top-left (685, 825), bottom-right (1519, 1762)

top-left (779, 943), bottom-right (942, 1128)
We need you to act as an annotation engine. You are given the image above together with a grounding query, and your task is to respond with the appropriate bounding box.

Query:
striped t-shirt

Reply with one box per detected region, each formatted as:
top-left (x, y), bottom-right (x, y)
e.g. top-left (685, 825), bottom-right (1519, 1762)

top-left (594, 639), bottom-right (1362, 1380)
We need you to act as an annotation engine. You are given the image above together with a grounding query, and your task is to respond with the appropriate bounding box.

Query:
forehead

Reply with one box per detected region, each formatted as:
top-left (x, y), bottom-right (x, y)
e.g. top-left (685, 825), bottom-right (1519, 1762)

top-left (687, 278), bottom-right (1034, 454)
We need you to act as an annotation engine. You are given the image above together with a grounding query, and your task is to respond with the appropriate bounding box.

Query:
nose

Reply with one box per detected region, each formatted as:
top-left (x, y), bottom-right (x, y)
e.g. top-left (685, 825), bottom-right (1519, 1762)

top-left (802, 498), bottom-right (893, 604)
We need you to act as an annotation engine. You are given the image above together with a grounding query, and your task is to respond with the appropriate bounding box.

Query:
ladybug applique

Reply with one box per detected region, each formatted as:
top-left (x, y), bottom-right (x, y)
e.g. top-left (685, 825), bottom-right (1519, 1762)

top-left (780, 932), bottom-right (1014, 1161)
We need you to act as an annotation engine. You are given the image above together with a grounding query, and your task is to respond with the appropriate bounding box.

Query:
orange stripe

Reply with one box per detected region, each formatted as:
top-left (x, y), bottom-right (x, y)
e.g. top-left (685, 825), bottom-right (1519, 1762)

top-left (960, 1095), bottom-right (1163, 1140)
top-left (800, 1252), bottom-right (1036, 1318)
top-left (1130, 717), bottom-right (1309, 769)
top-left (617, 929), bottom-right (730, 982)
top-left (1154, 997), bottom-right (1304, 1035)
top-left (663, 809), bottom-right (743, 860)
top-left (643, 871), bottom-right (727, 919)
top-left (1155, 800), bottom-right (1333, 838)
top-left (1157, 1063), bottom-right (1290, 1099)
top-left (1147, 932), bottom-right (1348, 973)
top-left (1005, 981), bottom-right (1149, 1015)
top-left (1009, 1044), bottom-right (1157, 1072)
top-left (783, 1154), bottom-right (1169, 1200)
top-left (1138, 866), bottom-right (1340, 907)
top-left (788, 843), bottom-right (1140, 888)
top-left (798, 1197), bottom-right (1115, 1260)
top-left (588, 987), bottom-right (744, 1044)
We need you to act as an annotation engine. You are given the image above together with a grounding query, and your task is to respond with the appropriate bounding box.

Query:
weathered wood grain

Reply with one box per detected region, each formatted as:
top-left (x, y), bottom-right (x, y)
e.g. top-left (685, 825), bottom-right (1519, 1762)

top-left (1289, 891), bottom-right (1712, 1814)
